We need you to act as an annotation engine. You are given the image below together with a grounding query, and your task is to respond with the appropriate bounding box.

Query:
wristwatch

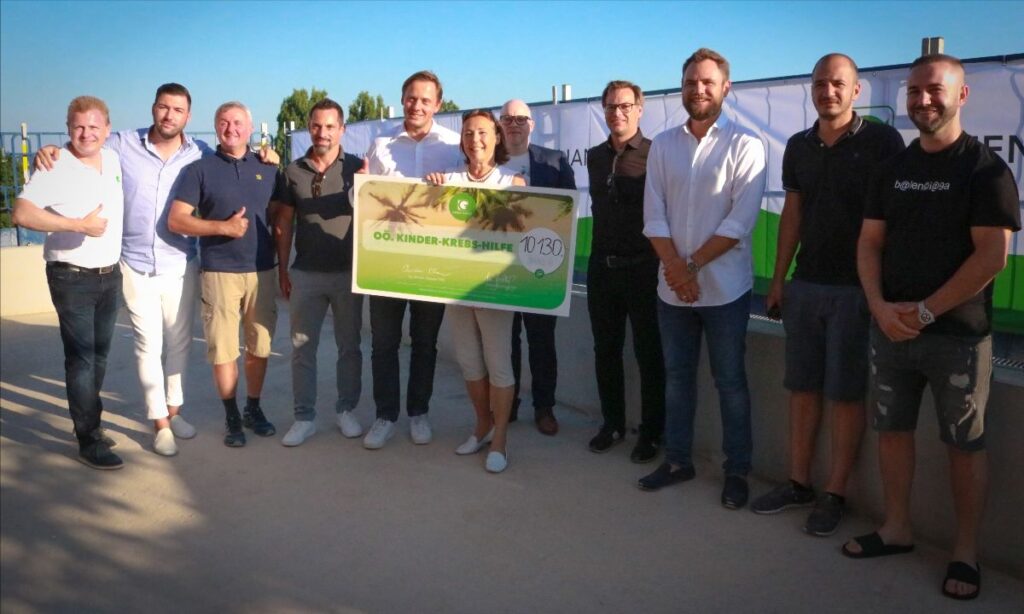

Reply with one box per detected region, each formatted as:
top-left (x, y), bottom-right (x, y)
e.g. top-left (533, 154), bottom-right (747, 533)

top-left (686, 260), bottom-right (701, 274)
top-left (916, 301), bottom-right (935, 326)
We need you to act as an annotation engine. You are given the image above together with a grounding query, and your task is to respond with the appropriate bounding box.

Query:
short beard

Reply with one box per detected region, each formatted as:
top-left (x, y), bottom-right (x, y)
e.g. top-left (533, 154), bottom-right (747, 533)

top-left (313, 144), bottom-right (332, 155)
top-left (684, 97), bottom-right (722, 122)
top-left (910, 105), bottom-right (955, 134)
top-left (154, 124), bottom-right (182, 140)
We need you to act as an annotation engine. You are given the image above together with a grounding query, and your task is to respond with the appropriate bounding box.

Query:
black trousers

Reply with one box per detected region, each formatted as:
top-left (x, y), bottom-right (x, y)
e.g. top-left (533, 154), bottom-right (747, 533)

top-left (586, 256), bottom-right (665, 439)
top-left (369, 296), bottom-right (445, 420)
top-left (511, 312), bottom-right (557, 411)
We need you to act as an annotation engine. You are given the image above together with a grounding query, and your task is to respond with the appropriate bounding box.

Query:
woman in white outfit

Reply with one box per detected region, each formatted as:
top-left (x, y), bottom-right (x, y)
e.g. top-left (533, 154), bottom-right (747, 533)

top-left (426, 109), bottom-right (525, 473)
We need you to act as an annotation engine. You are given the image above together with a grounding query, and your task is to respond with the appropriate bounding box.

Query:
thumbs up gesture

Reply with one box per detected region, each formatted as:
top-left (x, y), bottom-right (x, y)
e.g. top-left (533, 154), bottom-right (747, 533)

top-left (221, 206), bottom-right (249, 238)
top-left (78, 204), bottom-right (108, 237)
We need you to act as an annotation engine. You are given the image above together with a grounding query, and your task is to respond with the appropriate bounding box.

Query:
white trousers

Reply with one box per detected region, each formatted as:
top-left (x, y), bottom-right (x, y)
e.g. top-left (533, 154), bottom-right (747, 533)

top-left (120, 259), bottom-right (198, 420)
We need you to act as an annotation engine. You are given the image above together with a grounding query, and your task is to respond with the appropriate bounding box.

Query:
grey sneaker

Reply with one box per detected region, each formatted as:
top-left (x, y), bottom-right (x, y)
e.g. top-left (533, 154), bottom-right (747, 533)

top-left (363, 419), bottom-right (396, 449)
top-left (169, 415), bottom-right (197, 439)
top-left (409, 415), bottom-right (432, 445)
top-left (804, 492), bottom-right (845, 536)
top-left (751, 480), bottom-right (816, 514)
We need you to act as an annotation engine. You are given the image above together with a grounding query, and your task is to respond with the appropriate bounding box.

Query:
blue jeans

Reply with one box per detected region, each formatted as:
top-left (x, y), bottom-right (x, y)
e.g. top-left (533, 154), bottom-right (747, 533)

top-left (46, 264), bottom-right (122, 446)
top-left (658, 291), bottom-right (752, 475)
top-left (290, 269), bottom-right (363, 421)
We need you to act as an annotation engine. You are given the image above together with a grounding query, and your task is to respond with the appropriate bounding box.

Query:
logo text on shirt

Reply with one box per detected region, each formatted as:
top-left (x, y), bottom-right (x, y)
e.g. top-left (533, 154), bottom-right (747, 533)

top-left (893, 179), bottom-right (951, 192)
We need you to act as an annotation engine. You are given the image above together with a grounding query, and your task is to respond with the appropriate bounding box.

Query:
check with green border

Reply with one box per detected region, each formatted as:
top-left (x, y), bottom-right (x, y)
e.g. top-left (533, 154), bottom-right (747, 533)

top-left (353, 175), bottom-right (579, 316)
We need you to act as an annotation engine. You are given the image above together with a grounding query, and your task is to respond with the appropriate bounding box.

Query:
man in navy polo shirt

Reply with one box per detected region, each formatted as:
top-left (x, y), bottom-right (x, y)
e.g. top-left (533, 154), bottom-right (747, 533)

top-left (169, 101), bottom-right (280, 447)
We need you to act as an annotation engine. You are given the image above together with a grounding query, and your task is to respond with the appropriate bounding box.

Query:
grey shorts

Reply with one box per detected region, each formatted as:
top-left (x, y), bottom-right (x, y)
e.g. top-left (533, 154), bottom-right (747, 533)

top-left (868, 325), bottom-right (991, 451)
top-left (782, 280), bottom-right (870, 401)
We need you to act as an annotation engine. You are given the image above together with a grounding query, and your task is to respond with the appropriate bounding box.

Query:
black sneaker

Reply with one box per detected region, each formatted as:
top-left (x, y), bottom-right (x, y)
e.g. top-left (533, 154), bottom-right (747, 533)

top-left (243, 405), bottom-right (276, 437)
top-left (588, 426), bottom-right (625, 453)
top-left (638, 462), bottom-right (695, 491)
top-left (224, 413), bottom-right (246, 447)
top-left (75, 428), bottom-right (118, 449)
top-left (77, 440), bottom-right (124, 470)
top-left (630, 435), bottom-right (660, 464)
top-left (721, 474), bottom-right (749, 509)
top-left (804, 492), bottom-right (845, 536)
top-left (751, 480), bottom-right (816, 514)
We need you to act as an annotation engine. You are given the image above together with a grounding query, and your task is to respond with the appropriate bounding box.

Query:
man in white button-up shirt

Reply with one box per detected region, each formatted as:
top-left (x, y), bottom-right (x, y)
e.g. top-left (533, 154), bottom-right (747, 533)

top-left (638, 48), bottom-right (767, 509)
top-left (360, 71), bottom-right (462, 450)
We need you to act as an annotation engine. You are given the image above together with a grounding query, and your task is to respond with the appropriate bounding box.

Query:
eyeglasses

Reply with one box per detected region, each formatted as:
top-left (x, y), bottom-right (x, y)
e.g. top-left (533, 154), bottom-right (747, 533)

top-left (604, 102), bottom-right (637, 115)
top-left (311, 173), bottom-right (324, 198)
top-left (500, 115), bottom-right (532, 126)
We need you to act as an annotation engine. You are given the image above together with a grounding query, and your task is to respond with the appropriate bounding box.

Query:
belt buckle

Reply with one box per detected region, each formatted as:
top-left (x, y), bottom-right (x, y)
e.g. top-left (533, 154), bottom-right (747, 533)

top-left (97, 265), bottom-right (114, 274)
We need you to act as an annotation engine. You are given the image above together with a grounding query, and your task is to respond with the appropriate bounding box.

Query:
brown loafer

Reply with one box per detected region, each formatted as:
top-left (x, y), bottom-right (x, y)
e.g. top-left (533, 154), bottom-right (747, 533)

top-left (535, 407), bottom-right (558, 436)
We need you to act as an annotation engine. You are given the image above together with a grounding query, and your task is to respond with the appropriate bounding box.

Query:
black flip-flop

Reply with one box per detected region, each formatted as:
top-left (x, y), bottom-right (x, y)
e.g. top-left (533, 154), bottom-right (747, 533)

top-left (841, 532), bottom-right (915, 558)
top-left (942, 561), bottom-right (981, 601)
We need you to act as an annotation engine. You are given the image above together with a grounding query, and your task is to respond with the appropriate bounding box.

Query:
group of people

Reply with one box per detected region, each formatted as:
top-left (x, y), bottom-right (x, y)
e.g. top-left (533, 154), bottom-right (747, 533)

top-left (12, 48), bottom-right (1019, 602)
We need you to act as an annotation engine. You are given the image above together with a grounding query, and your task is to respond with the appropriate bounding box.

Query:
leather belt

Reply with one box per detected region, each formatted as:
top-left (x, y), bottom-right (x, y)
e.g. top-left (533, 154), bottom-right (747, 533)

top-left (601, 254), bottom-right (656, 269)
top-left (48, 261), bottom-right (117, 275)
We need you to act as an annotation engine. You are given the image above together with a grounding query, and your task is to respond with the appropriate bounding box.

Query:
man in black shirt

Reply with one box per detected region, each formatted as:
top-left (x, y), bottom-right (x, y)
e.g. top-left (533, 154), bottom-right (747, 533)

top-left (845, 54), bottom-right (1020, 602)
top-left (585, 81), bottom-right (665, 463)
top-left (752, 54), bottom-right (904, 536)
top-left (273, 99), bottom-right (365, 447)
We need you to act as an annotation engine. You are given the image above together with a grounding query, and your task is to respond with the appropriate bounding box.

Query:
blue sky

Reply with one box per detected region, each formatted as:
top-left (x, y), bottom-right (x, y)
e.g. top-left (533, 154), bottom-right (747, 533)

top-left (1, 0), bottom-right (1021, 135)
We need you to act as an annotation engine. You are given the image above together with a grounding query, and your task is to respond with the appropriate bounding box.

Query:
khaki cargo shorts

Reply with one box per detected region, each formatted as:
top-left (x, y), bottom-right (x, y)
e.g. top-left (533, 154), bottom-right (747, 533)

top-left (200, 269), bottom-right (278, 364)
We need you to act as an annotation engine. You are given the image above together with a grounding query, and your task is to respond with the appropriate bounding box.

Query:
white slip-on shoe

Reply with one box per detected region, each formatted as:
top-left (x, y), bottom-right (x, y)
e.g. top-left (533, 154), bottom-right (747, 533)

top-left (409, 415), bottom-right (432, 445)
top-left (336, 411), bottom-right (363, 438)
top-left (153, 427), bottom-right (178, 457)
top-left (169, 415), bottom-right (197, 439)
top-left (363, 419), bottom-right (396, 450)
top-left (282, 421), bottom-right (317, 447)
top-left (455, 428), bottom-right (494, 455)
top-left (485, 450), bottom-right (508, 473)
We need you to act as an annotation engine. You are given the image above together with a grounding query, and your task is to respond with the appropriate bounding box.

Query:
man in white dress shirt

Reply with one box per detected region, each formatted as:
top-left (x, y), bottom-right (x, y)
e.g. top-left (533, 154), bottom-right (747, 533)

top-left (637, 48), bottom-right (767, 509)
top-left (361, 70), bottom-right (462, 449)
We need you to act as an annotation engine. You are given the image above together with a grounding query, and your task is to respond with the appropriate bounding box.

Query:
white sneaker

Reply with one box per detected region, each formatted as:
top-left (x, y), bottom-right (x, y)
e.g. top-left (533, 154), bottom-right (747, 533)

top-left (169, 415), bottom-right (197, 439)
top-left (485, 450), bottom-right (508, 473)
top-left (363, 419), bottom-right (395, 449)
top-left (455, 428), bottom-right (494, 455)
top-left (282, 420), bottom-right (317, 447)
top-left (336, 411), bottom-right (363, 438)
top-left (153, 427), bottom-right (178, 457)
top-left (409, 415), bottom-right (432, 445)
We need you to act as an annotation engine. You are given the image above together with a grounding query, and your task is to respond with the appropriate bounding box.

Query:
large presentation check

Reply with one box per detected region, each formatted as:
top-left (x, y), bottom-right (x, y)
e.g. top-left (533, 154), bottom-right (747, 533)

top-left (353, 175), bottom-right (579, 316)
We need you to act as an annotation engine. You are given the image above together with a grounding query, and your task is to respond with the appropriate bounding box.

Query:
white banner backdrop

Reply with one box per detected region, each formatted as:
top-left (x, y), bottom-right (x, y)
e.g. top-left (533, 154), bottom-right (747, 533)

top-left (293, 55), bottom-right (1023, 256)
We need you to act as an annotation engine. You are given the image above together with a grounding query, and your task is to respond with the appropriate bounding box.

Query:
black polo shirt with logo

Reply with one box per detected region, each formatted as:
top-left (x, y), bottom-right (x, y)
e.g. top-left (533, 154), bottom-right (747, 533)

top-left (863, 132), bottom-right (1020, 336)
top-left (274, 148), bottom-right (362, 272)
top-left (782, 114), bottom-right (905, 286)
top-left (173, 148), bottom-right (278, 273)
top-left (587, 129), bottom-right (655, 259)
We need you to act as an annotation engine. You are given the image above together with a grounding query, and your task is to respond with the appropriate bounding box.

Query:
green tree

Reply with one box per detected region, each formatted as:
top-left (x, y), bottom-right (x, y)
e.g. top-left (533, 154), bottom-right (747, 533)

top-left (274, 87), bottom-right (328, 164)
top-left (439, 100), bottom-right (460, 113)
top-left (0, 149), bottom-right (23, 228)
top-left (348, 91), bottom-right (387, 123)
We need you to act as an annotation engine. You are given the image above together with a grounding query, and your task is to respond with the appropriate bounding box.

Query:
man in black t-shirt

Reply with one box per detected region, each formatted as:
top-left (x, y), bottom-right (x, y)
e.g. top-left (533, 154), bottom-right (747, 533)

top-left (273, 99), bottom-right (365, 447)
top-left (844, 55), bottom-right (1020, 602)
top-left (752, 54), bottom-right (904, 536)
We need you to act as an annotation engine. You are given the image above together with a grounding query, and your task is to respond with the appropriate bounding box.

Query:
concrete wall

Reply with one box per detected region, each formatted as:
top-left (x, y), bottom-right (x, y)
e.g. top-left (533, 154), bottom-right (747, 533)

top-left (500, 293), bottom-right (1024, 577)
top-left (0, 246), bottom-right (54, 317)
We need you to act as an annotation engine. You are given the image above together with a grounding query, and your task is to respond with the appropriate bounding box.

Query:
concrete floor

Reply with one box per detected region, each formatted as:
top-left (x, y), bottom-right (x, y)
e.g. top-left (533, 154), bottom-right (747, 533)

top-left (2, 305), bottom-right (1022, 613)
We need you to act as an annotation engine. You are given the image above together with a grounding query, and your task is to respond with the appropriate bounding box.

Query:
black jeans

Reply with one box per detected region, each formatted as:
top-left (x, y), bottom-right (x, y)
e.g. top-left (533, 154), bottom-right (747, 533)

top-left (46, 264), bottom-right (122, 446)
top-left (511, 312), bottom-right (557, 411)
top-left (586, 256), bottom-right (665, 439)
top-left (369, 295), bottom-right (445, 421)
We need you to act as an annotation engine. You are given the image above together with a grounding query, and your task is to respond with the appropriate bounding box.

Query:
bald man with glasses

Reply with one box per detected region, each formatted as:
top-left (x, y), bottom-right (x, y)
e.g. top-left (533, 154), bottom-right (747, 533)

top-left (499, 99), bottom-right (577, 436)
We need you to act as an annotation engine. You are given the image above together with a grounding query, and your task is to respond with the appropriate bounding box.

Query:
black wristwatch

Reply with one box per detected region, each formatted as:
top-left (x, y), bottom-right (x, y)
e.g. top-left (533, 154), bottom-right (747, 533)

top-left (686, 260), bottom-right (701, 274)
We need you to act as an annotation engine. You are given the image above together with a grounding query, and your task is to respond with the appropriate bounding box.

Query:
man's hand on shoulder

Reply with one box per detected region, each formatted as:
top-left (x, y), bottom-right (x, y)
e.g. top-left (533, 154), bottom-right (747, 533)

top-left (34, 145), bottom-right (62, 172)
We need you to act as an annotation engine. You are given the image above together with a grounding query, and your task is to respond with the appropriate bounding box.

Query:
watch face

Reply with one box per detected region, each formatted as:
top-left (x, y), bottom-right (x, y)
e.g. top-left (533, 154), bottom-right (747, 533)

top-left (687, 262), bottom-right (699, 273)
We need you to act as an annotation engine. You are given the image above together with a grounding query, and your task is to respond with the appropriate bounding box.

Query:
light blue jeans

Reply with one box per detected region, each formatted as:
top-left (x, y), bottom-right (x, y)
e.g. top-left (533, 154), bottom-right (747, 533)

top-left (290, 269), bottom-right (363, 420)
top-left (658, 291), bottom-right (753, 475)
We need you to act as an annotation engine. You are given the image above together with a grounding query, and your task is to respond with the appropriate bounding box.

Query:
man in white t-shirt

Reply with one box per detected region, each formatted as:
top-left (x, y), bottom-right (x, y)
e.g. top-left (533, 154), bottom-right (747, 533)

top-left (360, 70), bottom-right (462, 450)
top-left (14, 96), bottom-right (126, 470)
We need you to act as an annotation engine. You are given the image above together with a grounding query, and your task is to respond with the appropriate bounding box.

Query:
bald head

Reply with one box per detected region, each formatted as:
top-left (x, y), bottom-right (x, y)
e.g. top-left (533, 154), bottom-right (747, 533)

top-left (811, 53), bottom-right (861, 121)
top-left (812, 53), bottom-right (858, 80)
top-left (499, 98), bottom-right (534, 155)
